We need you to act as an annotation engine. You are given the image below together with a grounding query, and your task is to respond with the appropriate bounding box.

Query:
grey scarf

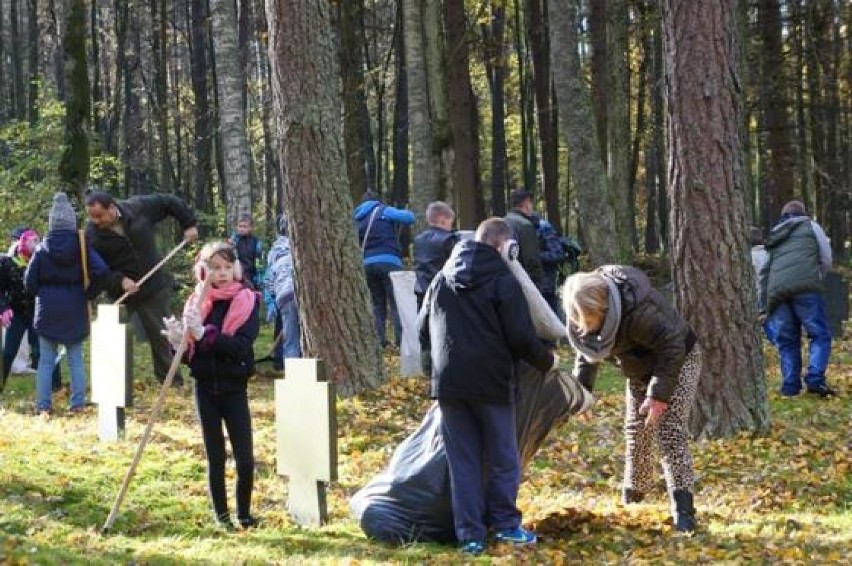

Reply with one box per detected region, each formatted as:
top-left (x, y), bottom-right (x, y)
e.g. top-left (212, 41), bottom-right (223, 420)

top-left (568, 276), bottom-right (622, 362)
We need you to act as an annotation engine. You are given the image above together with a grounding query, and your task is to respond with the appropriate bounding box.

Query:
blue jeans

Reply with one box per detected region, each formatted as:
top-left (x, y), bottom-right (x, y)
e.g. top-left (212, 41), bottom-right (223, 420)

top-left (279, 300), bottom-right (301, 359)
top-left (2, 316), bottom-right (60, 389)
top-left (439, 398), bottom-right (522, 543)
top-left (37, 338), bottom-right (86, 411)
top-left (364, 262), bottom-right (402, 347)
top-left (769, 292), bottom-right (832, 394)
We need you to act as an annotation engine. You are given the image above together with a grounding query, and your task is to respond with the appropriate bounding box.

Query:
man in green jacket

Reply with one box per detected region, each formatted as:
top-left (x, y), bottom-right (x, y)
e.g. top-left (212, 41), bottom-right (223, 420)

top-left (503, 189), bottom-right (543, 290)
top-left (758, 200), bottom-right (835, 398)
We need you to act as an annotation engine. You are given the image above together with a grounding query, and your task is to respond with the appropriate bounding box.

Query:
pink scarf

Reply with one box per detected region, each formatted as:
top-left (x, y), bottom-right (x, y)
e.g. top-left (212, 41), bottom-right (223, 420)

top-left (185, 281), bottom-right (257, 337)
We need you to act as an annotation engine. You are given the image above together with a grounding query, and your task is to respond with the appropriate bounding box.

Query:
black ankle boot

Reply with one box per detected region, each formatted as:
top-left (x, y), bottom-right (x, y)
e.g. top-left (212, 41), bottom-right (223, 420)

top-left (671, 489), bottom-right (697, 532)
top-left (622, 488), bottom-right (645, 504)
top-left (238, 515), bottom-right (258, 529)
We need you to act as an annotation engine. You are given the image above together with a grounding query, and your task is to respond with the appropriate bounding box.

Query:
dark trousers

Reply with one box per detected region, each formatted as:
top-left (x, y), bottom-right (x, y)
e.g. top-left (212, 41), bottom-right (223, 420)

top-left (2, 315), bottom-right (60, 389)
top-left (364, 262), bottom-right (402, 347)
top-left (195, 387), bottom-right (255, 520)
top-left (128, 287), bottom-right (182, 385)
top-left (439, 397), bottom-right (522, 543)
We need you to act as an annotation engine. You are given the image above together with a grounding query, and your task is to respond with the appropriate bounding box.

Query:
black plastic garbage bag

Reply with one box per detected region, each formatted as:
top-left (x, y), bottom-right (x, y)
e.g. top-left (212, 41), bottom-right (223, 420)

top-left (349, 365), bottom-right (593, 544)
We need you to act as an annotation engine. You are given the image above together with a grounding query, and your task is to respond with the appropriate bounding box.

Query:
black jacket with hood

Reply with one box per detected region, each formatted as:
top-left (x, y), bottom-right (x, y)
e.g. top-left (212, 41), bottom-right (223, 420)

top-left (418, 239), bottom-right (554, 403)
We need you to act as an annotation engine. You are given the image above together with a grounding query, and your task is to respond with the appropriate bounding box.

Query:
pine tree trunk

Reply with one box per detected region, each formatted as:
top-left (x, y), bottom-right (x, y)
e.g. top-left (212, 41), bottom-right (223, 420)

top-left (662, 0), bottom-right (769, 439)
top-left (11, 0), bottom-right (26, 120)
top-left (589, 0), bottom-right (607, 160)
top-left (759, 0), bottom-right (796, 222)
top-left (444, 0), bottom-right (482, 229)
top-left (58, 0), bottom-right (90, 200)
top-left (266, 0), bottom-right (384, 396)
top-left (27, 0), bottom-right (38, 125)
top-left (424, 0), bottom-right (452, 202)
top-left (548, 0), bottom-right (619, 266)
top-left (403, 0), bottom-right (437, 226)
top-left (484, 1), bottom-right (508, 215)
top-left (340, 0), bottom-right (369, 201)
top-left (390, 1), bottom-right (409, 210)
top-left (210, 0), bottom-right (253, 227)
top-left (607, 0), bottom-right (634, 260)
top-left (190, 0), bottom-right (213, 218)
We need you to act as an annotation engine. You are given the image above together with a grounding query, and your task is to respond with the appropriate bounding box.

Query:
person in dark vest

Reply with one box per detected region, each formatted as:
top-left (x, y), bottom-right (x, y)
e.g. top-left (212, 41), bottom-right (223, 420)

top-left (230, 215), bottom-right (265, 291)
top-left (413, 201), bottom-right (459, 310)
top-left (353, 192), bottom-right (414, 349)
top-left (503, 189), bottom-right (543, 290)
top-left (758, 200), bottom-right (835, 397)
top-left (85, 191), bottom-right (198, 388)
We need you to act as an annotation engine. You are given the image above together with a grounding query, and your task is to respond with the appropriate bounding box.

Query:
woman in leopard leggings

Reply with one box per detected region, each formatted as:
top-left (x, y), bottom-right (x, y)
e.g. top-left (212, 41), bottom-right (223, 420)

top-left (563, 265), bottom-right (701, 532)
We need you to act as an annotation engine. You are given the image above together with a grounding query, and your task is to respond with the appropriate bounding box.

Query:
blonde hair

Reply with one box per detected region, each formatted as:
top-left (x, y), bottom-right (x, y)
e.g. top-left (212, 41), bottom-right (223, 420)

top-left (562, 272), bottom-right (609, 334)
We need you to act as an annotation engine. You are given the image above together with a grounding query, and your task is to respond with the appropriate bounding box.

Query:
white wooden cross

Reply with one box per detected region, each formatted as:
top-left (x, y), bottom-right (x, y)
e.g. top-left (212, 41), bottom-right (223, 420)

top-left (91, 304), bottom-right (134, 441)
top-left (389, 270), bottom-right (421, 376)
top-left (275, 358), bottom-right (337, 526)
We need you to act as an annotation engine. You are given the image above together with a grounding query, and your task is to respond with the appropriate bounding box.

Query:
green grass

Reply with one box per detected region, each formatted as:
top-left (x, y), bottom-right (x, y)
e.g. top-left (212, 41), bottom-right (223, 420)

top-left (1, 323), bottom-right (850, 564)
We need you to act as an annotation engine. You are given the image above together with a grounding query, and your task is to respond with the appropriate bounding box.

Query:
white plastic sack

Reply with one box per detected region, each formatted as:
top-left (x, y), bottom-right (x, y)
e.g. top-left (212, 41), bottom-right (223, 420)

top-left (389, 271), bottom-right (422, 376)
top-left (11, 331), bottom-right (33, 373)
top-left (503, 255), bottom-right (568, 341)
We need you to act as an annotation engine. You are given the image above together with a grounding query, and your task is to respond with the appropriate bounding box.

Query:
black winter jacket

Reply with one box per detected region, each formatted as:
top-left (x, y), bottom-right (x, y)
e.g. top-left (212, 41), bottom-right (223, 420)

top-left (187, 295), bottom-right (260, 395)
top-left (413, 226), bottom-right (459, 295)
top-left (504, 209), bottom-right (544, 288)
top-left (571, 266), bottom-right (696, 403)
top-left (0, 254), bottom-right (34, 320)
top-left (86, 194), bottom-right (196, 305)
top-left (418, 239), bottom-right (554, 403)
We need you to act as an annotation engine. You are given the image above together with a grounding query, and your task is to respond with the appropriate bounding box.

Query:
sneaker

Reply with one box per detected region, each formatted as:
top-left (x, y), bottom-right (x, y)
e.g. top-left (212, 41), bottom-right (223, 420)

top-left (215, 514), bottom-right (236, 532)
top-left (37, 408), bottom-right (53, 419)
top-left (69, 405), bottom-right (86, 415)
top-left (460, 540), bottom-right (485, 556)
top-left (494, 526), bottom-right (537, 545)
top-left (807, 385), bottom-right (836, 398)
top-left (779, 390), bottom-right (800, 398)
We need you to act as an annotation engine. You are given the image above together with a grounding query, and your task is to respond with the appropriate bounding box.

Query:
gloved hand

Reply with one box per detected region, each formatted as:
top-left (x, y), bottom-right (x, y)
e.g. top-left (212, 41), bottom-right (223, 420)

top-left (161, 316), bottom-right (185, 349)
top-left (183, 308), bottom-right (206, 340)
top-left (0, 309), bottom-right (13, 329)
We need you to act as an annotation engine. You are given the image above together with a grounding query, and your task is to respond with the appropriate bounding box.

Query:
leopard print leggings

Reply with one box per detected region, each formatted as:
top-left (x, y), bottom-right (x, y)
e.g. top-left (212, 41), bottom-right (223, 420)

top-left (623, 347), bottom-right (702, 493)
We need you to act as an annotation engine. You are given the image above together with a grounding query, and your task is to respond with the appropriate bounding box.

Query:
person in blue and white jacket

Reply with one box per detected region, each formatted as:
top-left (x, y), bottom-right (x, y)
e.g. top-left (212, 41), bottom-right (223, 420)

top-left (265, 215), bottom-right (300, 364)
top-left (353, 192), bottom-right (415, 349)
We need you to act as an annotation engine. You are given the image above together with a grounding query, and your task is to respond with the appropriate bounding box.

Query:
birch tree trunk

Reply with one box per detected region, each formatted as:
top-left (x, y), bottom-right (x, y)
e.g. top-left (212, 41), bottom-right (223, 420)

top-left (266, 0), bottom-right (384, 396)
top-left (210, 0), bottom-right (253, 227)
top-left (548, 0), bottom-right (619, 266)
top-left (403, 0), bottom-right (436, 227)
top-left (663, 0), bottom-right (769, 439)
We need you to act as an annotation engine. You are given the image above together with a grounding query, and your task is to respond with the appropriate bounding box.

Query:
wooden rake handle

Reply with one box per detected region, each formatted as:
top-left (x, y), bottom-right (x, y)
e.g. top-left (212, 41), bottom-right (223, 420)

top-left (114, 239), bottom-right (189, 306)
top-left (102, 267), bottom-right (212, 534)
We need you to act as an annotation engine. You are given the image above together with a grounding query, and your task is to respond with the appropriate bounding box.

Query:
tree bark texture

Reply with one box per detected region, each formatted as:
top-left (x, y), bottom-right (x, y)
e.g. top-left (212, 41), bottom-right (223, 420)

top-left (424, 0), bottom-right (453, 203)
top-left (484, 1), bottom-right (508, 216)
top-left (266, 0), bottom-right (384, 397)
top-left (340, 0), bottom-right (369, 202)
top-left (210, 0), bottom-right (253, 227)
top-left (190, 0), bottom-right (213, 218)
top-left (58, 0), bottom-right (90, 200)
top-left (548, 0), bottom-right (619, 266)
top-left (607, 0), bottom-right (634, 260)
top-left (403, 0), bottom-right (437, 226)
top-left (444, 0), bottom-right (483, 229)
top-left (662, 0), bottom-right (769, 439)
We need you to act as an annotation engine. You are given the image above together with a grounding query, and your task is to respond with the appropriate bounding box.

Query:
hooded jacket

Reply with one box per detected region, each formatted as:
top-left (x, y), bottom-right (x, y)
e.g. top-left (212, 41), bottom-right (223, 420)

top-left (413, 226), bottom-right (459, 295)
top-left (25, 230), bottom-right (109, 343)
top-left (758, 215), bottom-right (832, 314)
top-left (85, 194), bottom-right (197, 304)
top-left (0, 252), bottom-right (35, 320)
top-left (266, 235), bottom-right (296, 308)
top-left (353, 199), bottom-right (415, 267)
top-left (418, 239), bottom-right (554, 403)
top-left (571, 266), bottom-right (696, 403)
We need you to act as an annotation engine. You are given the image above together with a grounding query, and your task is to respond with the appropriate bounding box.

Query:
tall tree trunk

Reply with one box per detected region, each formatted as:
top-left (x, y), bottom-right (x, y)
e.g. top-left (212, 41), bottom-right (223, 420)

top-left (548, 0), bottom-right (619, 266)
top-left (58, 0), bottom-right (90, 201)
top-left (390, 2), bottom-right (410, 211)
top-left (444, 0), bottom-right (483, 229)
top-left (266, 0), bottom-right (384, 396)
top-left (153, 0), bottom-right (173, 192)
top-left (27, 0), bottom-right (38, 124)
top-left (11, 0), bottom-right (26, 120)
top-left (663, 0), bottom-right (768, 439)
top-left (759, 0), bottom-right (796, 223)
top-left (607, 0), bottom-right (634, 260)
top-left (790, 0), bottom-right (810, 211)
top-left (340, 0), bottom-right (369, 201)
top-left (484, 1), bottom-right (508, 215)
top-left (210, 0), bottom-right (253, 226)
top-left (0, 2), bottom-right (7, 121)
top-left (527, 0), bottom-right (559, 229)
top-left (403, 0), bottom-right (437, 226)
top-left (643, 0), bottom-right (665, 254)
top-left (48, 0), bottom-right (66, 103)
top-left (424, 0), bottom-right (452, 203)
top-left (190, 0), bottom-right (213, 219)
top-left (589, 0), bottom-right (607, 160)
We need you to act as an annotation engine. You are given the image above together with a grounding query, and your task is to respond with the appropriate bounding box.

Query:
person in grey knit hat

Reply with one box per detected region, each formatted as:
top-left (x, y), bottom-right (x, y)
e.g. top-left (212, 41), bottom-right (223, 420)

top-left (48, 192), bottom-right (78, 232)
top-left (24, 192), bottom-right (110, 415)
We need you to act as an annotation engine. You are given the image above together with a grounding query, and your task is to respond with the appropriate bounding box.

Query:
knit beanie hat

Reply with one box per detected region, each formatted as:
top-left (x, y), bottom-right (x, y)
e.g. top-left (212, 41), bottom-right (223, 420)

top-left (48, 192), bottom-right (77, 232)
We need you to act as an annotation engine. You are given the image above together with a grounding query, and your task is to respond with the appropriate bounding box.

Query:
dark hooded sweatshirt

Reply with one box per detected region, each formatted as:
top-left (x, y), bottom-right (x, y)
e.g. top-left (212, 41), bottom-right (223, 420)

top-left (418, 239), bottom-right (554, 403)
